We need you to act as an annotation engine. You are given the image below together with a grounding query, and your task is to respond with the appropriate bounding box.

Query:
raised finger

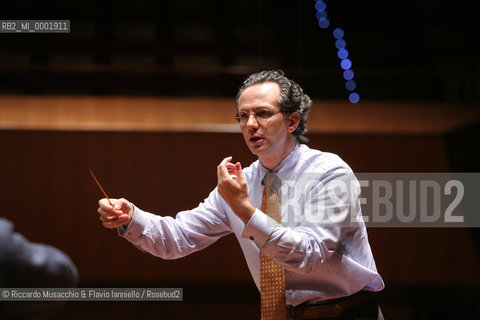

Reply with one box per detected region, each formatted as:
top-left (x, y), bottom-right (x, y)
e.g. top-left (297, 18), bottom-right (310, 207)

top-left (235, 162), bottom-right (245, 178)
top-left (217, 156), bottom-right (233, 178)
top-left (217, 165), bottom-right (232, 183)
top-left (219, 156), bottom-right (233, 168)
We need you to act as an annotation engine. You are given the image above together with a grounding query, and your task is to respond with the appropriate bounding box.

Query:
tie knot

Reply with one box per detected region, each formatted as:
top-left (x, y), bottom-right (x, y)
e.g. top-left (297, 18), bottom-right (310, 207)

top-left (264, 172), bottom-right (278, 190)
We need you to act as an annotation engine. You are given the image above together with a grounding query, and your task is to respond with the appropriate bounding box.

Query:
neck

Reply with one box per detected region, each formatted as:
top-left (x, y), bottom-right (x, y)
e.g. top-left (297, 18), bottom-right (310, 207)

top-left (259, 137), bottom-right (297, 171)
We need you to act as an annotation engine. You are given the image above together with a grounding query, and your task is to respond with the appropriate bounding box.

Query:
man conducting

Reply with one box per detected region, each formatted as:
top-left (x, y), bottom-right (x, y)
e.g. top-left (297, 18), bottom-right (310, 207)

top-left (97, 70), bottom-right (384, 320)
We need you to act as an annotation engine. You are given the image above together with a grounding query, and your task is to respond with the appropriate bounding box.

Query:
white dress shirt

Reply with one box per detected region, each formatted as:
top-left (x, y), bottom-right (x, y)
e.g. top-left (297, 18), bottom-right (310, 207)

top-left (120, 143), bottom-right (384, 306)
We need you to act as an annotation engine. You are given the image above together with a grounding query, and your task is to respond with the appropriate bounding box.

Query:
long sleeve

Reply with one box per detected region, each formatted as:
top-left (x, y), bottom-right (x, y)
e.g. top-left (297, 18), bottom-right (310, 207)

top-left (120, 189), bottom-right (233, 259)
top-left (241, 167), bottom-right (362, 274)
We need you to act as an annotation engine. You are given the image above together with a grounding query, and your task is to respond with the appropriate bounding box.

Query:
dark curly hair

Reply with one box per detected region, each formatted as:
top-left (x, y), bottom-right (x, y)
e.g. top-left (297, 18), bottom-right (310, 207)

top-left (236, 70), bottom-right (312, 143)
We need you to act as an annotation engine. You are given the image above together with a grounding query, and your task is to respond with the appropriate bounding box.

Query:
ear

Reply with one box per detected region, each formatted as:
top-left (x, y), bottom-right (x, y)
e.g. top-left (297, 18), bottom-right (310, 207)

top-left (286, 113), bottom-right (301, 134)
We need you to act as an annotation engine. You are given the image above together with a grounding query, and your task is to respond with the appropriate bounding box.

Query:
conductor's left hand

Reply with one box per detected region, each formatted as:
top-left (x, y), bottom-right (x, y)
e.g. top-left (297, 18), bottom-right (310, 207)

top-left (217, 156), bottom-right (255, 223)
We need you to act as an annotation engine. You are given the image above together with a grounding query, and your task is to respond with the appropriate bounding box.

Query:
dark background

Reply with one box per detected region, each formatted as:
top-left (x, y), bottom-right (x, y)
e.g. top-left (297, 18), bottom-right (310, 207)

top-left (0, 0), bottom-right (479, 104)
top-left (1, 1), bottom-right (480, 319)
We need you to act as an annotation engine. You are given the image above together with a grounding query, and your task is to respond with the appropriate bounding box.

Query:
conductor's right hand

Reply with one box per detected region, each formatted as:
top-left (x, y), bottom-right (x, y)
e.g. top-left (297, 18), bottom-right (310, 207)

top-left (97, 198), bottom-right (134, 229)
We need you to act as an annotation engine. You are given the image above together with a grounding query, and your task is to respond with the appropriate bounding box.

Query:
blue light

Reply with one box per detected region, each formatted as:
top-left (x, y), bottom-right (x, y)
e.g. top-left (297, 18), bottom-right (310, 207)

top-left (333, 28), bottom-right (344, 39)
top-left (349, 92), bottom-right (360, 104)
top-left (315, 1), bottom-right (327, 12)
top-left (318, 18), bottom-right (330, 29)
top-left (316, 11), bottom-right (327, 20)
top-left (340, 59), bottom-right (352, 70)
top-left (345, 80), bottom-right (357, 91)
top-left (335, 39), bottom-right (346, 49)
top-left (337, 48), bottom-right (349, 59)
top-left (313, 2), bottom-right (359, 103)
top-left (343, 70), bottom-right (354, 80)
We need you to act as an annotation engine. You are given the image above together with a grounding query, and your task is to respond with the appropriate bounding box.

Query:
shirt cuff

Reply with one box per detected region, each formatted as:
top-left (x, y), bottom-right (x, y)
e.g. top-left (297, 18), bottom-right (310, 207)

top-left (117, 206), bottom-right (147, 241)
top-left (240, 208), bottom-right (281, 249)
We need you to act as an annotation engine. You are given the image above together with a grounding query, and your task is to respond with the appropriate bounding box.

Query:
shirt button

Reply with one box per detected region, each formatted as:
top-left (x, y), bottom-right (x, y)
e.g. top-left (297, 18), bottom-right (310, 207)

top-left (249, 236), bottom-right (254, 241)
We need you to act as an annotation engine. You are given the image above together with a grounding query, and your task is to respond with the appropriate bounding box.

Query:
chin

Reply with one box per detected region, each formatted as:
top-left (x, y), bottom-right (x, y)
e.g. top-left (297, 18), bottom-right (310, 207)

top-left (246, 144), bottom-right (262, 155)
top-left (251, 146), bottom-right (270, 158)
top-left (248, 147), bottom-right (260, 156)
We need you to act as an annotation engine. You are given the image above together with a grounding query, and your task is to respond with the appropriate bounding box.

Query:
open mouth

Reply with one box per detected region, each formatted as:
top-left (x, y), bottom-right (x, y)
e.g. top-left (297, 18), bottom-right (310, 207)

top-left (250, 137), bottom-right (263, 142)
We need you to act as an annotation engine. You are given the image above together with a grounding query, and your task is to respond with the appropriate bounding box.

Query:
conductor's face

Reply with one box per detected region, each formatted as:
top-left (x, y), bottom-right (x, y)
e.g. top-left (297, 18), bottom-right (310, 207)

top-left (237, 82), bottom-right (297, 168)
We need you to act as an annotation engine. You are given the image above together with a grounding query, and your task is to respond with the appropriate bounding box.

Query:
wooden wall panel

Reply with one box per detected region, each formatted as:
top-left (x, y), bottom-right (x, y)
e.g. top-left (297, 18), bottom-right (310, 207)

top-left (1, 129), bottom-right (479, 288)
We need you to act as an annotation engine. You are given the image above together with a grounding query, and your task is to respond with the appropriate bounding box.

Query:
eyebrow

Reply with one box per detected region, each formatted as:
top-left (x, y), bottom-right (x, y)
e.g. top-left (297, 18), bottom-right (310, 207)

top-left (238, 106), bottom-right (273, 112)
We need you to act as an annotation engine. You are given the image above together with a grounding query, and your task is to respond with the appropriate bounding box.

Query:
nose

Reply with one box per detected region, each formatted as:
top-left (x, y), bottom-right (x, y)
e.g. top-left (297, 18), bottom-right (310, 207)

top-left (246, 113), bottom-right (259, 128)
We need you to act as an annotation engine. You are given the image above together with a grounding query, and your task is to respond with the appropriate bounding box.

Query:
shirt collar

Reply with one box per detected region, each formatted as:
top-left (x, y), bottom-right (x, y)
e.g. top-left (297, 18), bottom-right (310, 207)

top-left (259, 142), bottom-right (301, 184)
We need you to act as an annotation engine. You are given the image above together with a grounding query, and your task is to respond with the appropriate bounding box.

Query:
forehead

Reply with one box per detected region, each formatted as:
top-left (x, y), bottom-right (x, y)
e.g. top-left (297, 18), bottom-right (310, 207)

top-left (238, 82), bottom-right (281, 110)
